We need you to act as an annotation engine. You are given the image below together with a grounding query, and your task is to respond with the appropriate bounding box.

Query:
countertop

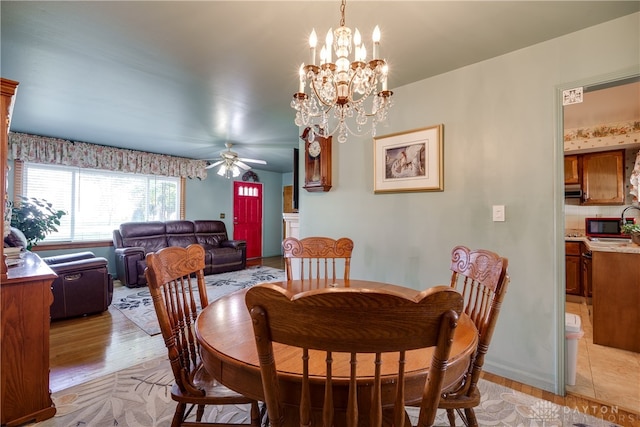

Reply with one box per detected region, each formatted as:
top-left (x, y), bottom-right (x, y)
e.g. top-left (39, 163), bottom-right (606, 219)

top-left (565, 236), bottom-right (640, 254)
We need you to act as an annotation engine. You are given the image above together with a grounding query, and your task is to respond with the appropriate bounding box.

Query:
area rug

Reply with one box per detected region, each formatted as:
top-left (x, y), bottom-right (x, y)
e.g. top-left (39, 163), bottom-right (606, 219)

top-left (31, 357), bottom-right (618, 427)
top-left (111, 266), bottom-right (285, 336)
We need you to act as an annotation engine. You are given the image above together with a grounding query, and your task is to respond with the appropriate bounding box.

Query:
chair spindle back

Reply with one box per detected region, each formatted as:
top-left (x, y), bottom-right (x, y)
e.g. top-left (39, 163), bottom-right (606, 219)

top-left (282, 236), bottom-right (354, 282)
top-left (441, 245), bottom-right (509, 427)
top-left (246, 283), bottom-right (463, 427)
top-left (145, 244), bottom-right (209, 396)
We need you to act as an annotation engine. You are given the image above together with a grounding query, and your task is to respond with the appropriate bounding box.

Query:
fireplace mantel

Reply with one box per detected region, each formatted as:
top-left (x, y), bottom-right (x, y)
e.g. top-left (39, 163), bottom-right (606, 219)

top-left (283, 213), bottom-right (299, 240)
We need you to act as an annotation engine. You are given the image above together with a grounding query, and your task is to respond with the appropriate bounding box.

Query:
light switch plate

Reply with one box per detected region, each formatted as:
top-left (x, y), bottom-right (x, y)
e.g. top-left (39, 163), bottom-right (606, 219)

top-left (492, 205), bottom-right (505, 222)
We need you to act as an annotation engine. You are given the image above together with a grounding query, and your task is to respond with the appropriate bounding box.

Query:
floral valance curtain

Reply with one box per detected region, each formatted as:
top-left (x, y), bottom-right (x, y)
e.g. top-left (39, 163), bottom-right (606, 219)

top-left (8, 132), bottom-right (208, 180)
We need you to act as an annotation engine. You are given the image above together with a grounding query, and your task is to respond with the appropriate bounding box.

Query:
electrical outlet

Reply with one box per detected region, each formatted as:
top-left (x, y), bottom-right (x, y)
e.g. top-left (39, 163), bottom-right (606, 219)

top-left (492, 205), bottom-right (505, 222)
top-left (220, 213), bottom-right (225, 219)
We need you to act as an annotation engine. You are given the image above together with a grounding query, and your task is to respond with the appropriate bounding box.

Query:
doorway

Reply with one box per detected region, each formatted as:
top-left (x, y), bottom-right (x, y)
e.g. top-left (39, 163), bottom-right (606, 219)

top-left (559, 72), bottom-right (640, 411)
top-left (233, 181), bottom-right (263, 259)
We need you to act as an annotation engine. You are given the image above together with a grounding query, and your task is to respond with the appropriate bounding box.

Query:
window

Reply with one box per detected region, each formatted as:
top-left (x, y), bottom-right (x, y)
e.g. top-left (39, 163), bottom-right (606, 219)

top-left (237, 185), bottom-right (259, 197)
top-left (19, 163), bottom-right (182, 242)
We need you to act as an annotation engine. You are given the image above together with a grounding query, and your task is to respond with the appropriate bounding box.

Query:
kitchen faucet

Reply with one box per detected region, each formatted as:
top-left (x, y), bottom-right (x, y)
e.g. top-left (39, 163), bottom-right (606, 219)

top-left (621, 205), bottom-right (640, 226)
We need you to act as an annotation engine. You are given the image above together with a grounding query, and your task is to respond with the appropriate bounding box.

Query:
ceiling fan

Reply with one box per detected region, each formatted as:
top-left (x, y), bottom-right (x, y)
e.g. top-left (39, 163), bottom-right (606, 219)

top-left (205, 143), bottom-right (267, 178)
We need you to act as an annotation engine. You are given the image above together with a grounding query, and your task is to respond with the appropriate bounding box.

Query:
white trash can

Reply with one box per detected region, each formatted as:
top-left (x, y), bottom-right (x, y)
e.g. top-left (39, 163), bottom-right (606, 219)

top-left (565, 313), bottom-right (584, 386)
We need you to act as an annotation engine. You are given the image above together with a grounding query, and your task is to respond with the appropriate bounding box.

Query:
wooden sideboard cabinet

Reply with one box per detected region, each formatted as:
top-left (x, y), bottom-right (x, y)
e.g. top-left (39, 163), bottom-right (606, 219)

top-left (565, 241), bottom-right (582, 296)
top-left (2, 77), bottom-right (19, 280)
top-left (1, 252), bottom-right (57, 426)
top-left (581, 150), bottom-right (624, 205)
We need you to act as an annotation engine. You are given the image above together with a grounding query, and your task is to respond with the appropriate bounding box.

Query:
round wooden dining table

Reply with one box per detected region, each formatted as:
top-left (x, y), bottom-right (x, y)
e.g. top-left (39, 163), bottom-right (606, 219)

top-left (195, 279), bottom-right (478, 427)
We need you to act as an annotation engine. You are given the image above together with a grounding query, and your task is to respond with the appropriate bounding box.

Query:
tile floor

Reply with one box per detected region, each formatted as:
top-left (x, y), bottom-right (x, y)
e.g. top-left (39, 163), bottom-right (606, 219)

top-left (566, 301), bottom-right (640, 413)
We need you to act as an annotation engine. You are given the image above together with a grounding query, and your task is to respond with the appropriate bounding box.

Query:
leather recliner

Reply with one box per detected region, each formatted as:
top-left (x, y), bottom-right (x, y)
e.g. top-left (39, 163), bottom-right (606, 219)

top-left (43, 251), bottom-right (114, 321)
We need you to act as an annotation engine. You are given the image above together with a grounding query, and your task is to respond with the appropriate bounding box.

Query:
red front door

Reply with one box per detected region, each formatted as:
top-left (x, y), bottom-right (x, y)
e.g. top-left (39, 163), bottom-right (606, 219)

top-left (233, 181), bottom-right (263, 259)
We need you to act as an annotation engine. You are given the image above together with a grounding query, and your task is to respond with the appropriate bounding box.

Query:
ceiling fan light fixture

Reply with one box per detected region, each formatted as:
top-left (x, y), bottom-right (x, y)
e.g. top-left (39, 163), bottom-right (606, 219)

top-left (216, 161), bottom-right (242, 179)
top-left (292, 0), bottom-right (393, 143)
top-left (208, 143), bottom-right (267, 179)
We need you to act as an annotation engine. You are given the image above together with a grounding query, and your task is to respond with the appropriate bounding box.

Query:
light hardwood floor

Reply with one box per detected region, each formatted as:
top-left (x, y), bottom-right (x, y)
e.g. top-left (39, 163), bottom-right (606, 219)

top-left (49, 257), bottom-right (284, 392)
top-left (48, 257), bottom-right (638, 426)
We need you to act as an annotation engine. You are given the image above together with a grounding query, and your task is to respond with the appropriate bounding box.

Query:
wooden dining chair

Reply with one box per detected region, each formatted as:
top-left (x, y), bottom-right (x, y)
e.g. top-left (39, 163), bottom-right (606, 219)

top-left (145, 244), bottom-right (261, 427)
top-left (438, 245), bottom-right (510, 427)
top-left (245, 283), bottom-right (464, 427)
top-left (282, 236), bottom-right (354, 281)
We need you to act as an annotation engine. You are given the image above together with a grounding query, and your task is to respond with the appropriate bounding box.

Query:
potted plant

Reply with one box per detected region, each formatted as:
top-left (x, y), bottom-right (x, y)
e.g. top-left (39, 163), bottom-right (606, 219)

top-left (10, 196), bottom-right (66, 250)
top-left (622, 223), bottom-right (640, 246)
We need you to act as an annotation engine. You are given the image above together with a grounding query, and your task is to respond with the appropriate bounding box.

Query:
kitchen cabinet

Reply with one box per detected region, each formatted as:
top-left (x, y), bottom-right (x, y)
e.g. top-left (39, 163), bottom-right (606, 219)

top-left (564, 155), bottom-right (580, 185)
top-left (565, 241), bottom-right (582, 296)
top-left (592, 250), bottom-right (639, 352)
top-left (581, 150), bottom-right (624, 205)
top-left (581, 250), bottom-right (592, 299)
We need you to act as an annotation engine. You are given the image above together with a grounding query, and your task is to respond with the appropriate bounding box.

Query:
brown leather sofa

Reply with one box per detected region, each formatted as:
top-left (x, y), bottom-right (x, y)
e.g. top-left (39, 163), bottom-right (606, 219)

top-left (43, 251), bottom-right (114, 321)
top-left (112, 220), bottom-right (246, 288)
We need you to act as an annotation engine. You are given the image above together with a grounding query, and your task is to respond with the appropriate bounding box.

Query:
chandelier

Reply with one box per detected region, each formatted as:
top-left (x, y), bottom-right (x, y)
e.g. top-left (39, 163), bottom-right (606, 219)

top-left (291, 0), bottom-right (393, 143)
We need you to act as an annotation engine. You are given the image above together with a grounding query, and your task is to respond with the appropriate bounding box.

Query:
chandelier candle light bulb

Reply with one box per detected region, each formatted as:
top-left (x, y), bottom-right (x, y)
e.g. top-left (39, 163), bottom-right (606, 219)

top-left (309, 29), bottom-right (317, 65)
top-left (382, 64), bottom-right (388, 91)
top-left (292, 0), bottom-right (393, 143)
top-left (354, 28), bottom-right (362, 60)
top-left (372, 25), bottom-right (380, 59)
top-left (325, 29), bottom-right (333, 63)
top-left (299, 64), bottom-right (305, 93)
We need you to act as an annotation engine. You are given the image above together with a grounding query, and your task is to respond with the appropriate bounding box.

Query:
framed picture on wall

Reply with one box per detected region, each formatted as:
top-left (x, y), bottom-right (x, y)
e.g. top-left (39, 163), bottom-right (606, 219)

top-left (373, 124), bottom-right (444, 193)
